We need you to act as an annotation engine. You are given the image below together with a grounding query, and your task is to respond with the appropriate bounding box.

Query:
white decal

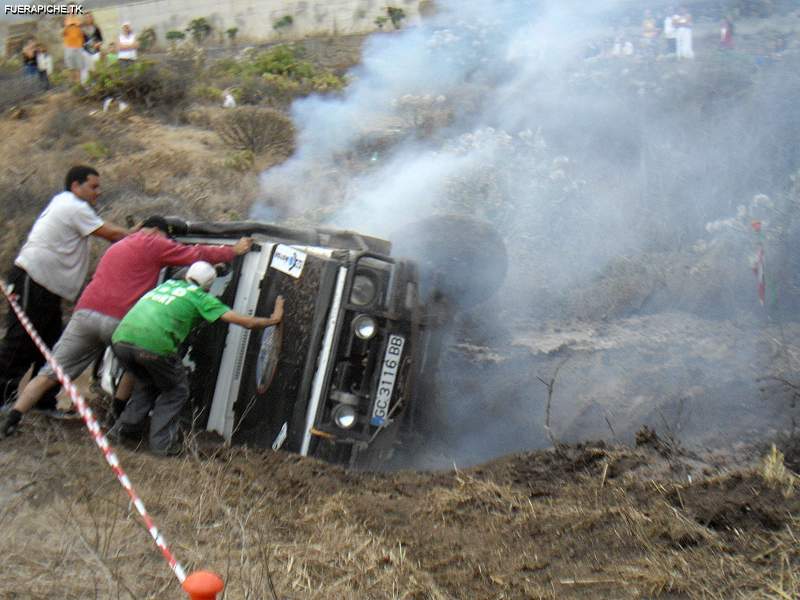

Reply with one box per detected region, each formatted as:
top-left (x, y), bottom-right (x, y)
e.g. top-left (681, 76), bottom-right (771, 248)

top-left (270, 244), bottom-right (306, 279)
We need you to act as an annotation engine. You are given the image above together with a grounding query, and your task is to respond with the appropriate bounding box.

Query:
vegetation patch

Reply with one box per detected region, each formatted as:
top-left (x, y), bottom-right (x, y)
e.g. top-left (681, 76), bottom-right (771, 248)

top-left (215, 106), bottom-right (295, 156)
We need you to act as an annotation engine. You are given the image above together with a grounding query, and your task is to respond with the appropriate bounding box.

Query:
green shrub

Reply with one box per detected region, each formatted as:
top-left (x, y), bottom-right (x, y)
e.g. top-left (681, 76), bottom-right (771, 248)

top-left (207, 45), bottom-right (344, 106)
top-left (190, 84), bottom-right (223, 103)
top-left (386, 7), bottom-right (406, 29)
top-left (81, 140), bottom-right (110, 160)
top-left (139, 27), bottom-right (157, 51)
top-left (224, 149), bottom-right (254, 171)
top-left (225, 27), bottom-right (238, 42)
top-left (245, 45), bottom-right (314, 79)
top-left (84, 60), bottom-right (190, 109)
top-left (166, 30), bottom-right (186, 43)
top-left (273, 15), bottom-right (293, 30)
top-left (374, 15), bottom-right (388, 28)
top-left (187, 17), bottom-right (213, 44)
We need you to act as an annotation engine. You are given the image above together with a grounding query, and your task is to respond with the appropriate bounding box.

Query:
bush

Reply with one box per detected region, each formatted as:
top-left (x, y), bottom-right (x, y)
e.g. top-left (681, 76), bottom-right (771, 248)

top-left (139, 27), bottom-right (157, 51)
top-left (41, 107), bottom-right (83, 145)
top-left (273, 15), bottom-right (293, 30)
top-left (187, 17), bottom-right (213, 44)
top-left (81, 140), bottom-right (110, 160)
top-left (215, 106), bottom-right (294, 155)
top-left (213, 45), bottom-right (314, 79)
top-left (224, 149), bottom-right (254, 171)
top-left (190, 84), bottom-right (224, 103)
top-left (84, 60), bottom-right (190, 110)
top-left (209, 45), bottom-right (345, 106)
top-left (166, 30), bottom-right (186, 44)
top-left (386, 7), bottom-right (406, 29)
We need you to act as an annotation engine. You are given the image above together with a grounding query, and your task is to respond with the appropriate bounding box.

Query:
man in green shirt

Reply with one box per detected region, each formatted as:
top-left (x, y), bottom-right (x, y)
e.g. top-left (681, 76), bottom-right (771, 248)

top-left (109, 261), bottom-right (284, 456)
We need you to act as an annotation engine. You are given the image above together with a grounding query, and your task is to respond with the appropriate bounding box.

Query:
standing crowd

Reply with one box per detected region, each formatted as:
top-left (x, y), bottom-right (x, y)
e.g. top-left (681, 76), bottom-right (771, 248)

top-left (604, 6), bottom-right (742, 61)
top-left (0, 166), bottom-right (284, 456)
top-left (20, 7), bottom-right (139, 90)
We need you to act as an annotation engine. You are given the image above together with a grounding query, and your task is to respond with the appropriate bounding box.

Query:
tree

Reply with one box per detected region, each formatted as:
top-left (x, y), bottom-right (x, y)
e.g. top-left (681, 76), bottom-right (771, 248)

top-left (386, 7), bottom-right (406, 29)
top-left (166, 30), bottom-right (185, 49)
top-left (226, 27), bottom-right (239, 46)
top-left (187, 17), bottom-right (213, 44)
top-left (138, 27), bottom-right (157, 51)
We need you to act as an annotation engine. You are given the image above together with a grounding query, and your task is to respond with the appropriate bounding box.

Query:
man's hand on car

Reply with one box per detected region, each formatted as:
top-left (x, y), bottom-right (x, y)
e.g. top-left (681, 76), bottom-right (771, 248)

top-left (233, 237), bottom-right (254, 255)
top-left (271, 295), bottom-right (285, 323)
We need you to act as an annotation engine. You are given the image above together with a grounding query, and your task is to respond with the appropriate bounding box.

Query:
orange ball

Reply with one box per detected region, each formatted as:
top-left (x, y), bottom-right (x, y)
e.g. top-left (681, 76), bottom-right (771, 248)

top-left (182, 571), bottom-right (224, 600)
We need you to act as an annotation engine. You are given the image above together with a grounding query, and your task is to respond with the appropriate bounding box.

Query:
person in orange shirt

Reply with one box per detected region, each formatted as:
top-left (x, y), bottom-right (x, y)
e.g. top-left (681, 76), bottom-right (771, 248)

top-left (63, 4), bottom-right (85, 83)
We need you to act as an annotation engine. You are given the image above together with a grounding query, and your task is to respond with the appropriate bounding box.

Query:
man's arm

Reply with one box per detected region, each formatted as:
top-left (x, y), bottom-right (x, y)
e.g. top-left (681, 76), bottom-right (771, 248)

top-left (91, 222), bottom-right (129, 242)
top-left (220, 296), bottom-right (284, 330)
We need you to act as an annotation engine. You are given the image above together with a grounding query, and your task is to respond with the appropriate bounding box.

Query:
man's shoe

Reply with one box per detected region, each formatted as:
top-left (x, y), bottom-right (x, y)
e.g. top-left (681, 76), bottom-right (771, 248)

top-left (149, 440), bottom-right (183, 457)
top-left (106, 422), bottom-right (143, 446)
top-left (0, 410), bottom-right (22, 439)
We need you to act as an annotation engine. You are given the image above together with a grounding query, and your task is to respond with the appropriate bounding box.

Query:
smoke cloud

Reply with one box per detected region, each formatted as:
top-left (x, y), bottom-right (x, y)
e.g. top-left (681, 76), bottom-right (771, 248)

top-left (256, 0), bottom-right (800, 467)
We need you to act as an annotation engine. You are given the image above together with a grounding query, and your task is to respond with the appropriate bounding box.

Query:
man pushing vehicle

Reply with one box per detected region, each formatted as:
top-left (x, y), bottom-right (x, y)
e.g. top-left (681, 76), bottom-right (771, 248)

top-left (108, 261), bottom-right (285, 456)
top-left (0, 216), bottom-right (251, 439)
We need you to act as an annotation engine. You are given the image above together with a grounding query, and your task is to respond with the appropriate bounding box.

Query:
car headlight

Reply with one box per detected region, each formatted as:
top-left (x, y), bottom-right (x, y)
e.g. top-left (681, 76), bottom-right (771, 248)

top-left (332, 403), bottom-right (357, 429)
top-left (352, 314), bottom-right (377, 340)
top-left (350, 273), bottom-right (377, 306)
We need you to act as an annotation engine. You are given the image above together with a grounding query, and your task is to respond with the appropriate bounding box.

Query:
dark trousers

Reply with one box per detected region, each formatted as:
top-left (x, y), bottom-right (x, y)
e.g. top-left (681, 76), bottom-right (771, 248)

top-left (0, 265), bottom-right (61, 408)
top-left (112, 342), bottom-right (188, 452)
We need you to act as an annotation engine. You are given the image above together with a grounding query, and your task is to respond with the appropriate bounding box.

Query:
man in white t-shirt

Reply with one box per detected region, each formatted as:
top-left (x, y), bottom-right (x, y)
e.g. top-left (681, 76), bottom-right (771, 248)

top-left (0, 166), bottom-right (128, 410)
top-left (663, 9), bottom-right (677, 55)
top-left (118, 22), bottom-right (138, 65)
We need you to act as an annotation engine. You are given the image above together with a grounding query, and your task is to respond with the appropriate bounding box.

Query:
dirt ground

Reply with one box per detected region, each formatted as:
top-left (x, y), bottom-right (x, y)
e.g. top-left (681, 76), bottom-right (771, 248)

top-left (0, 416), bottom-right (799, 599)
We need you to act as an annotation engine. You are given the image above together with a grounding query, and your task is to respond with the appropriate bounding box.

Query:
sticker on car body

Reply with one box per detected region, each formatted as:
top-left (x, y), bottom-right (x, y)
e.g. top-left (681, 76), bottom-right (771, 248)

top-left (270, 244), bottom-right (306, 278)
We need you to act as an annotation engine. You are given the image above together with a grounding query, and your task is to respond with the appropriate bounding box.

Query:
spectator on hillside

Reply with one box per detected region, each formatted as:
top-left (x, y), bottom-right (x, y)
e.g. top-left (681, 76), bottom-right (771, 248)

top-left (104, 41), bottom-right (119, 65)
top-left (63, 4), bottom-right (85, 84)
top-left (118, 22), bottom-right (139, 67)
top-left (36, 43), bottom-right (53, 90)
top-left (0, 166), bottom-right (129, 411)
top-left (108, 263), bottom-right (284, 456)
top-left (663, 8), bottom-right (677, 55)
top-left (21, 38), bottom-right (38, 77)
top-left (81, 12), bottom-right (103, 84)
top-left (720, 17), bottom-right (735, 49)
top-left (641, 10), bottom-right (660, 56)
top-left (675, 7), bottom-right (694, 60)
top-left (612, 33), bottom-right (634, 58)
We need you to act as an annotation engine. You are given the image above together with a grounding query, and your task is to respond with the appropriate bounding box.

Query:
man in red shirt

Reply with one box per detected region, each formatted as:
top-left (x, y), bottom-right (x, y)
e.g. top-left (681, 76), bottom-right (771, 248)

top-left (1, 216), bottom-right (251, 437)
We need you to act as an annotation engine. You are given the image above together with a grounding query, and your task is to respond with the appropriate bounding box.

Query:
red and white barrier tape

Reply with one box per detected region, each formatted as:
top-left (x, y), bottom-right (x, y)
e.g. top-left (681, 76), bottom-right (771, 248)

top-left (1, 281), bottom-right (187, 584)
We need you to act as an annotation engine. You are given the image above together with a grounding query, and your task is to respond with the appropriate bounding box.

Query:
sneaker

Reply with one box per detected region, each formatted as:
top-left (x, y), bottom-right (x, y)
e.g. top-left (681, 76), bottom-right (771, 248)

top-left (0, 411), bottom-right (21, 439)
top-left (149, 441), bottom-right (183, 457)
top-left (106, 422), bottom-right (143, 446)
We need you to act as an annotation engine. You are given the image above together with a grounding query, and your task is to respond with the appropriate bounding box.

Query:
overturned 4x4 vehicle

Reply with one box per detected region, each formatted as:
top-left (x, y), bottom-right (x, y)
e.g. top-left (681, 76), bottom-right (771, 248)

top-left (99, 216), bottom-right (507, 465)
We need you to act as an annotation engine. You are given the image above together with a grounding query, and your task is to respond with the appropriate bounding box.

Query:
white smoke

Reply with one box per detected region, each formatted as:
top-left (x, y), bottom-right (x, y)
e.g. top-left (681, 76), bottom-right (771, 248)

top-left (254, 0), bottom-right (800, 465)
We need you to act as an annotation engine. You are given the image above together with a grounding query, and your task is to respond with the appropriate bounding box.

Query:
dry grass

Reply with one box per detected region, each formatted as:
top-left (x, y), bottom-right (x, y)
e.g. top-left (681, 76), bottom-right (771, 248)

top-left (2, 424), bottom-right (800, 599)
top-left (762, 444), bottom-right (799, 496)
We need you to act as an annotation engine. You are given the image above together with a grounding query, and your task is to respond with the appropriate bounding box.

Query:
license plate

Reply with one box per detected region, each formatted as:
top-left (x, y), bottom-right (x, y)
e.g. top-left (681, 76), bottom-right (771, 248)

top-left (371, 334), bottom-right (405, 426)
